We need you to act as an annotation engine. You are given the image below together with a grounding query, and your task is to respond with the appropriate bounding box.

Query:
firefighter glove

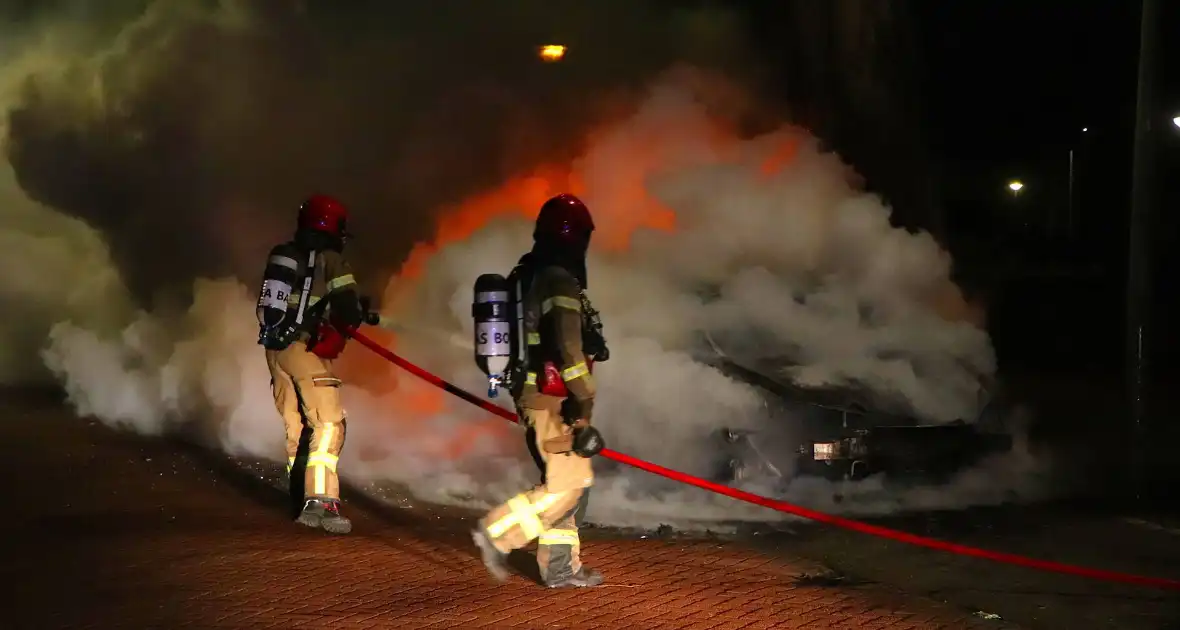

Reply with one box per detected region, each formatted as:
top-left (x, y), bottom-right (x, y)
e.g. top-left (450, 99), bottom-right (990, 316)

top-left (330, 290), bottom-right (364, 331)
top-left (571, 425), bottom-right (605, 458)
top-left (358, 296), bottom-right (381, 326)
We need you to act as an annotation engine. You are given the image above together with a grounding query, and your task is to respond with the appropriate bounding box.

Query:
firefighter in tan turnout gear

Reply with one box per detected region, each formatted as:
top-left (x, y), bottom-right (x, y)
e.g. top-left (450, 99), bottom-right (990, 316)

top-left (472, 193), bottom-right (609, 588)
top-left (255, 194), bottom-right (370, 535)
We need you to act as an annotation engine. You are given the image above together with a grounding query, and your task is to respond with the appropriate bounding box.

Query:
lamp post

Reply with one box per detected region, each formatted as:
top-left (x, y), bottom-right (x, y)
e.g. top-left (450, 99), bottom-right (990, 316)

top-left (1006, 181), bottom-right (1026, 233)
top-left (1126, 0), bottom-right (1159, 502)
top-left (1068, 148), bottom-right (1074, 239)
top-left (1062, 126), bottom-right (1095, 241)
top-left (1067, 127), bottom-right (1089, 241)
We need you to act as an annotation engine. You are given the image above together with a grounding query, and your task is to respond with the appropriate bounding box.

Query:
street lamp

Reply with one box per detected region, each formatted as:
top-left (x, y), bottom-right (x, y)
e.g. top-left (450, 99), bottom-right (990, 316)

top-left (1173, 115), bottom-right (1180, 129)
top-left (1008, 180), bottom-right (1024, 194)
top-left (538, 45), bottom-right (567, 62)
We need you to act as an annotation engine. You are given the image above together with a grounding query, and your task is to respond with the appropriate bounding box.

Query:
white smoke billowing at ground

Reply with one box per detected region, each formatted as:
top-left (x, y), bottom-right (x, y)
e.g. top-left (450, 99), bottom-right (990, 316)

top-left (5, 1), bottom-right (1053, 530)
top-left (0, 164), bottom-right (131, 385)
top-left (42, 75), bottom-right (1054, 529)
top-left (360, 81), bottom-right (1051, 527)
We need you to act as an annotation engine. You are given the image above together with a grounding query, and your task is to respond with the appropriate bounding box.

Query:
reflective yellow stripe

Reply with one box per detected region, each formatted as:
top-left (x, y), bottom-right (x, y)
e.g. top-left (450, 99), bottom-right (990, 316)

top-left (311, 423), bottom-right (337, 496)
top-left (525, 372), bottom-right (537, 386)
top-left (538, 528), bottom-right (579, 546)
top-left (510, 496), bottom-right (543, 539)
top-left (308, 452), bottom-right (338, 472)
top-left (541, 296), bottom-right (581, 315)
top-left (286, 456), bottom-right (296, 474)
top-left (534, 494), bottom-right (561, 512)
top-left (486, 499), bottom-right (522, 537)
top-left (289, 294), bottom-right (322, 306)
top-left (486, 493), bottom-right (562, 540)
top-left (526, 332), bottom-right (541, 346)
top-left (488, 496), bottom-right (543, 540)
top-left (561, 362), bottom-right (589, 382)
top-left (327, 274), bottom-right (356, 291)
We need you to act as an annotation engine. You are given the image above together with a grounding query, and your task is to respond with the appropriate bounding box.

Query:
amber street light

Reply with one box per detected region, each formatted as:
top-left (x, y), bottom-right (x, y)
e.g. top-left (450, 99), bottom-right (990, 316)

top-left (539, 45), bottom-right (566, 62)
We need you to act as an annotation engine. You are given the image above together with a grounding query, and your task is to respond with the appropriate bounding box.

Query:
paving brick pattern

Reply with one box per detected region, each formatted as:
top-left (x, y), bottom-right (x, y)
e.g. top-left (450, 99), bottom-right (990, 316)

top-left (3, 392), bottom-right (1013, 630)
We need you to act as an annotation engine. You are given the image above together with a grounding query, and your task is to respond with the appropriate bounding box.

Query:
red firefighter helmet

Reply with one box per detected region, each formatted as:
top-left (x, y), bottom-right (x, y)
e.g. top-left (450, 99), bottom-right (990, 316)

top-left (297, 194), bottom-right (350, 238)
top-left (534, 193), bottom-right (594, 247)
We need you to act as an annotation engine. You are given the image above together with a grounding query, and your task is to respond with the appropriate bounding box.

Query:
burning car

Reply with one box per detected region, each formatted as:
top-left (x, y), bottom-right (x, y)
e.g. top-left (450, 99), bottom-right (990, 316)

top-left (706, 353), bottom-right (1014, 487)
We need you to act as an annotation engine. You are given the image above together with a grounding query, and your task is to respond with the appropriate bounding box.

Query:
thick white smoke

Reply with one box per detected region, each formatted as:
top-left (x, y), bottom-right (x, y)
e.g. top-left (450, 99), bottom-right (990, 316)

top-left (0, 163), bottom-right (131, 385)
top-left (2, 1), bottom-right (1052, 530)
top-left (0, 25), bottom-right (134, 386)
top-left (40, 73), bottom-right (1052, 528)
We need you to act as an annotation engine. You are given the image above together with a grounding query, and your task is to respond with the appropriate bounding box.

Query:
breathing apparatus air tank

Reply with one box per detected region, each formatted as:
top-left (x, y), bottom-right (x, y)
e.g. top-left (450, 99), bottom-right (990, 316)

top-left (256, 244), bottom-right (315, 349)
top-left (472, 273), bottom-right (513, 398)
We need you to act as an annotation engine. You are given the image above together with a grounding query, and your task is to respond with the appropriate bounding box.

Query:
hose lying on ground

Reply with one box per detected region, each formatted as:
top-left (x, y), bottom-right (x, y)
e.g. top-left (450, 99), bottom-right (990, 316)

top-left (351, 328), bottom-right (1180, 592)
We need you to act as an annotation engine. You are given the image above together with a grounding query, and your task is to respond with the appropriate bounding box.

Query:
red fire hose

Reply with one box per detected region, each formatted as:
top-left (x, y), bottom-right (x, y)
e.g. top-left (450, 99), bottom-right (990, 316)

top-left (350, 329), bottom-right (1180, 592)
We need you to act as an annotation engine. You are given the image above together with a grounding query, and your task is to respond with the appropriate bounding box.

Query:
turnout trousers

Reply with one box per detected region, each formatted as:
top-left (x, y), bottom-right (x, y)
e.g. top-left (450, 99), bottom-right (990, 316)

top-left (479, 406), bottom-right (594, 583)
top-left (266, 341), bottom-right (347, 501)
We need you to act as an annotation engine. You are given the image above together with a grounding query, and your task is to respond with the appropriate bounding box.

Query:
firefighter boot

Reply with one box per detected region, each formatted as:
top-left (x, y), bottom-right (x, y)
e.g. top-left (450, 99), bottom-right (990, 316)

top-left (296, 497), bottom-right (352, 534)
top-left (472, 529), bottom-right (511, 583)
top-left (546, 566), bottom-right (604, 589)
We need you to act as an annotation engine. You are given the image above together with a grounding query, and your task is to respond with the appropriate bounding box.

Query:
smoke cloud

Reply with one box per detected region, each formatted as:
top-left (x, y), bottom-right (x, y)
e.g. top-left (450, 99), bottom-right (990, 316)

top-left (6, 1), bottom-right (1050, 529)
top-left (0, 12), bottom-right (134, 386)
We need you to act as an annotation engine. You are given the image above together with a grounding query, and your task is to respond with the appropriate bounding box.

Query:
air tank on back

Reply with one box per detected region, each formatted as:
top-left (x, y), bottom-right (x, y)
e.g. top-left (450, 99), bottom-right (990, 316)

top-left (256, 243), bottom-right (302, 340)
top-left (472, 273), bottom-right (513, 397)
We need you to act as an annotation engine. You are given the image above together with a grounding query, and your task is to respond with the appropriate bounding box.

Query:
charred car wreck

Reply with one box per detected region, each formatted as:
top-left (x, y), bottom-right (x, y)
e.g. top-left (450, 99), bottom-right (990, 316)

top-left (708, 356), bottom-right (1014, 486)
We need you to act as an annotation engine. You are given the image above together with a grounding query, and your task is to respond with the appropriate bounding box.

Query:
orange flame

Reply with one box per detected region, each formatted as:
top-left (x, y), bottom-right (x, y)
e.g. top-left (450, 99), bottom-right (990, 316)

top-left (335, 326), bottom-right (400, 393)
top-left (759, 134), bottom-right (803, 179)
top-left (352, 112), bottom-right (907, 464)
top-left (356, 114), bottom-right (752, 463)
top-left (397, 168), bottom-right (576, 282)
top-left (344, 108), bottom-right (986, 465)
top-left (390, 116), bottom-right (754, 287)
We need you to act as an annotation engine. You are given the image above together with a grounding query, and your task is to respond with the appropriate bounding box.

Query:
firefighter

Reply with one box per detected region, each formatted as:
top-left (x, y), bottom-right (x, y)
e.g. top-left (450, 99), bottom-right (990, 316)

top-left (262, 194), bottom-right (365, 535)
top-left (472, 193), bottom-right (608, 588)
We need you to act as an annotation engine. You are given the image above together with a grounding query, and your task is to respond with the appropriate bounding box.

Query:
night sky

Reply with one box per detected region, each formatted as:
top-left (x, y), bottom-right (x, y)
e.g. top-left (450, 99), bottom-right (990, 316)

top-left (733, 0), bottom-right (1175, 368)
top-left (729, 1), bottom-right (1170, 253)
top-left (910, 1), bottom-right (1180, 369)
top-left (917, 2), bottom-right (1143, 159)
top-left (4, 1), bottom-right (1172, 310)
top-left (914, 2), bottom-right (1149, 256)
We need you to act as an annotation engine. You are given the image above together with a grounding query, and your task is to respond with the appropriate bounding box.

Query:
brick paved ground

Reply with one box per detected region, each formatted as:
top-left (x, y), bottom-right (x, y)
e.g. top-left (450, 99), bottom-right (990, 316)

top-left (756, 505), bottom-right (1180, 630)
top-left (1, 390), bottom-right (1014, 630)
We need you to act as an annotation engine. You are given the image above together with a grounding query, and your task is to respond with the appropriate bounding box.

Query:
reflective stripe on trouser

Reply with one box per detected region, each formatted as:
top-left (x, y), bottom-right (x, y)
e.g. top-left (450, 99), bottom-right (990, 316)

top-left (266, 343), bottom-right (348, 500)
top-left (536, 489), bottom-right (590, 583)
top-left (480, 406), bottom-right (594, 581)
